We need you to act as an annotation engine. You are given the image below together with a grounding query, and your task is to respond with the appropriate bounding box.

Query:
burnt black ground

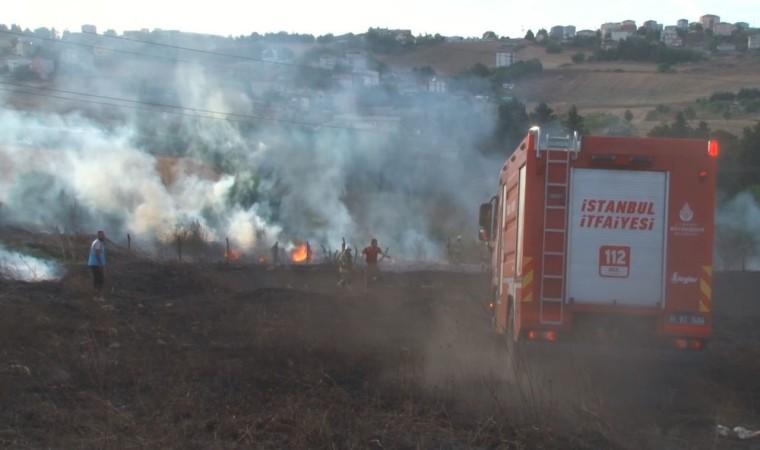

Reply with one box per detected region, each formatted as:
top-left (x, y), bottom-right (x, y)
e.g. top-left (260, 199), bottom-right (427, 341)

top-left (1, 236), bottom-right (759, 449)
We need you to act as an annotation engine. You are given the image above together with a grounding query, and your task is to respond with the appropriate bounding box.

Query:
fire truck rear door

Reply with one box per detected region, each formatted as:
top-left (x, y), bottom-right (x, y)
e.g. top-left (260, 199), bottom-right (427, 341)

top-left (566, 169), bottom-right (667, 307)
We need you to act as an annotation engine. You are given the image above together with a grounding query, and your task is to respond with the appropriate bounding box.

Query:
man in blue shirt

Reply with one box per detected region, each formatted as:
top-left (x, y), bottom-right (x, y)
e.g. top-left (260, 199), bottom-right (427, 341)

top-left (88, 230), bottom-right (106, 301)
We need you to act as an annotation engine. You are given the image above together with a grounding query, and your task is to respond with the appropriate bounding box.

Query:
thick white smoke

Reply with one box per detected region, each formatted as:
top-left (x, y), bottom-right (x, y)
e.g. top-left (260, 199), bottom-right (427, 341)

top-left (715, 191), bottom-right (760, 270)
top-left (0, 245), bottom-right (60, 281)
top-left (0, 43), bottom-right (502, 261)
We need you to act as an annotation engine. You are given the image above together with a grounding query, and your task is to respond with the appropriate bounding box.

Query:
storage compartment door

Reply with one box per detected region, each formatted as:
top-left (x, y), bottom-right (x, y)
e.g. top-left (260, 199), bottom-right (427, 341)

top-left (566, 169), bottom-right (667, 307)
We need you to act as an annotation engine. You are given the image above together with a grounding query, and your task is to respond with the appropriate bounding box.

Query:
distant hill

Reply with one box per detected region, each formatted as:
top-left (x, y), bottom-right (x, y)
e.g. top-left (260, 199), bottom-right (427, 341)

top-left (378, 41), bottom-right (760, 136)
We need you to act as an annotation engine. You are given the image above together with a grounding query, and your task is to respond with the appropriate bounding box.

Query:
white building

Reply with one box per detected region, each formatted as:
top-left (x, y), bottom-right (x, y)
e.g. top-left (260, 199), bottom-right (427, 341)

top-left (600, 22), bottom-right (621, 38)
top-left (747, 34), bottom-right (760, 50)
top-left (610, 31), bottom-right (633, 42)
top-left (319, 55), bottom-right (337, 70)
top-left (496, 51), bottom-right (516, 67)
top-left (429, 77), bottom-right (447, 93)
top-left (345, 51), bottom-right (368, 70)
top-left (661, 28), bottom-right (682, 47)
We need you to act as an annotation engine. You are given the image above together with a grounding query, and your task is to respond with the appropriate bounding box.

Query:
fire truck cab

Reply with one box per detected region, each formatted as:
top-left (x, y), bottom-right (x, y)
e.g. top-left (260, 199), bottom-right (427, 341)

top-left (479, 127), bottom-right (718, 350)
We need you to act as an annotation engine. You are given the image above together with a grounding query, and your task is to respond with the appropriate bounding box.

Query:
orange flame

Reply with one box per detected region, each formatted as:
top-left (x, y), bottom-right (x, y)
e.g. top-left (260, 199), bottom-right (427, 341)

top-left (290, 242), bottom-right (309, 263)
top-left (224, 248), bottom-right (241, 260)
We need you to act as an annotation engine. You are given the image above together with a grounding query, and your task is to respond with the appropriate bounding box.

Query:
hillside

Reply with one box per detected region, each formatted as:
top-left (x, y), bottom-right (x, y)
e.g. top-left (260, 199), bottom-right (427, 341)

top-left (379, 41), bottom-right (760, 135)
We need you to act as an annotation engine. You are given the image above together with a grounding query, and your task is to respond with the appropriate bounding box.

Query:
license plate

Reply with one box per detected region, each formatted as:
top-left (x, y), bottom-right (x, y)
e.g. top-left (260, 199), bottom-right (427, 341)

top-left (666, 313), bottom-right (706, 326)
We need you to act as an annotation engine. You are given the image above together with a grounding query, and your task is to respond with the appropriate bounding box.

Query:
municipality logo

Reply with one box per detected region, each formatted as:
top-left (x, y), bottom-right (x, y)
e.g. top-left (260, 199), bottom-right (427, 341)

top-left (679, 202), bottom-right (694, 222)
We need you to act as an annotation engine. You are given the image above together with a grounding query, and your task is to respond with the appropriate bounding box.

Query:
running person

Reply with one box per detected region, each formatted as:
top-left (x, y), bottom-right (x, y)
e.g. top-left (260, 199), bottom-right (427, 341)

top-left (361, 238), bottom-right (384, 289)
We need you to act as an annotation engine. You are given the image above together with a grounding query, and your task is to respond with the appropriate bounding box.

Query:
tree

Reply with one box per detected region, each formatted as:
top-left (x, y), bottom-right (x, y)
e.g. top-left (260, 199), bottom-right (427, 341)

top-left (484, 99), bottom-right (530, 156)
top-left (467, 63), bottom-right (491, 79)
top-left (647, 111), bottom-right (712, 139)
top-left (571, 52), bottom-right (586, 63)
top-left (563, 105), bottom-right (588, 135)
top-left (412, 65), bottom-right (436, 82)
top-left (735, 122), bottom-right (760, 189)
top-left (672, 111), bottom-right (689, 136)
top-left (482, 31), bottom-right (498, 41)
top-left (525, 30), bottom-right (535, 41)
top-left (624, 110), bottom-right (633, 122)
top-left (546, 41), bottom-right (563, 53)
top-left (316, 34), bottom-right (335, 44)
top-left (530, 102), bottom-right (556, 126)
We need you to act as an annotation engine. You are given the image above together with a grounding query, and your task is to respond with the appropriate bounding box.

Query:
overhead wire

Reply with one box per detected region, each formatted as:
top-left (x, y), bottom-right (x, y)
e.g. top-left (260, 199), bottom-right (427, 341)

top-left (0, 28), bottom-right (502, 154)
top-left (0, 31), bottom-right (472, 145)
top-left (0, 80), bottom-right (470, 155)
top-left (0, 29), bottom-right (328, 70)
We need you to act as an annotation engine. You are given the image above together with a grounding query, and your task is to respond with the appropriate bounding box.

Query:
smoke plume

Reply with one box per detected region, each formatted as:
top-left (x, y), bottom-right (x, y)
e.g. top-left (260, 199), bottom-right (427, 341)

top-left (1, 39), bottom-right (503, 261)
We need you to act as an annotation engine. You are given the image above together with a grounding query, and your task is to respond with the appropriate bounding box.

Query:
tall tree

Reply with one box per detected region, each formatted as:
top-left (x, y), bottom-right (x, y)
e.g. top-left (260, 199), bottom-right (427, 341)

top-left (563, 105), bottom-right (588, 135)
top-left (530, 102), bottom-right (556, 126)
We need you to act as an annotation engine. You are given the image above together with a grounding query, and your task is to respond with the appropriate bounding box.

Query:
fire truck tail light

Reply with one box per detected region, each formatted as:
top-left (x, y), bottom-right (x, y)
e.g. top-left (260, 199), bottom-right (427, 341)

top-left (688, 339), bottom-right (703, 350)
top-left (673, 338), bottom-right (703, 350)
top-left (708, 140), bottom-right (719, 158)
top-left (526, 330), bottom-right (558, 342)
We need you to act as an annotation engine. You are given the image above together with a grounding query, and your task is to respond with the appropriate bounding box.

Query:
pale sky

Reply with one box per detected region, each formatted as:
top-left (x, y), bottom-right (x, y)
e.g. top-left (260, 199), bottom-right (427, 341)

top-left (5, 1), bottom-right (759, 39)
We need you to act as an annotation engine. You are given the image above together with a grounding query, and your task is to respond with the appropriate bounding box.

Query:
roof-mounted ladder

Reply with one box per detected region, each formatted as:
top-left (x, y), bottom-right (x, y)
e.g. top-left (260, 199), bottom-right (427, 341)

top-left (536, 131), bottom-right (580, 325)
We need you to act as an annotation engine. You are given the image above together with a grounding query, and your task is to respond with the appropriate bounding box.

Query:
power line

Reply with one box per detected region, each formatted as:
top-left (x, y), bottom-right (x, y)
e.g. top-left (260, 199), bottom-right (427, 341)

top-left (0, 28), bottom-right (501, 72)
top-left (0, 81), bottom-right (388, 133)
top-left (0, 81), bottom-right (470, 151)
top-left (0, 29), bottom-right (310, 72)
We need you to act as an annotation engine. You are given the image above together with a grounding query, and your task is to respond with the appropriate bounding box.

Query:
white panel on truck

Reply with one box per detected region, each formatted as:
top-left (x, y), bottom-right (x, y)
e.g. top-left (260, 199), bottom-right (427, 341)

top-left (566, 169), bottom-right (667, 307)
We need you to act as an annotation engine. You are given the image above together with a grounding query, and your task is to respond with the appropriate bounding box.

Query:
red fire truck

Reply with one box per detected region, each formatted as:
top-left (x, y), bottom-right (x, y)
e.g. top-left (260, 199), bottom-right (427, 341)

top-left (478, 127), bottom-right (718, 350)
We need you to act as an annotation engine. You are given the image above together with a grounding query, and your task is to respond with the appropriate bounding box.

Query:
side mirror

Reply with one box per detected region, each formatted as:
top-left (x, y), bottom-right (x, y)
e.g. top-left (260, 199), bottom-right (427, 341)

top-left (478, 203), bottom-right (493, 241)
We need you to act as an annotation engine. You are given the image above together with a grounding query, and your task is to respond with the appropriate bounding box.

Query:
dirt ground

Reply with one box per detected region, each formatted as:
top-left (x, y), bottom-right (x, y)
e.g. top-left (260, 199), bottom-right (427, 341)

top-left (1, 231), bottom-right (760, 449)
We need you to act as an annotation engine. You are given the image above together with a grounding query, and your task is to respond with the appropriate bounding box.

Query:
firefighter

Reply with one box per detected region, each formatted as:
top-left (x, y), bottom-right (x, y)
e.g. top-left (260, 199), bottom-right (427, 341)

top-left (337, 246), bottom-right (353, 287)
